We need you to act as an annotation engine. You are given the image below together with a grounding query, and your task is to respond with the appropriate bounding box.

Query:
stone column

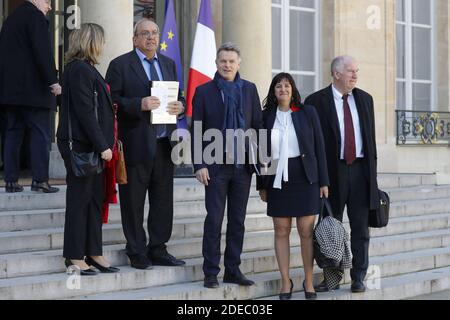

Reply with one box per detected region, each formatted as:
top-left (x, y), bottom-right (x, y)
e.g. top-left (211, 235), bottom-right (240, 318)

top-left (325, 0), bottom-right (394, 168)
top-left (222, 0), bottom-right (272, 99)
top-left (437, 0), bottom-right (449, 111)
top-left (78, 0), bottom-right (134, 76)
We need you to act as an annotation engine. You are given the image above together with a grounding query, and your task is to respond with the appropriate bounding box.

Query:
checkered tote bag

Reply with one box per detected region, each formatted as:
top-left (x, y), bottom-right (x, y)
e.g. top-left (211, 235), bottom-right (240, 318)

top-left (313, 199), bottom-right (352, 290)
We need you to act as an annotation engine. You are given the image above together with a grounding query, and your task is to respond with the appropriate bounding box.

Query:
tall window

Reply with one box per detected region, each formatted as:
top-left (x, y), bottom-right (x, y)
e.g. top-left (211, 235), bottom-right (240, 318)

top-left (272, 0), bottom-right (320, 100)
top-left (396, 0), bottom-right (435, 111)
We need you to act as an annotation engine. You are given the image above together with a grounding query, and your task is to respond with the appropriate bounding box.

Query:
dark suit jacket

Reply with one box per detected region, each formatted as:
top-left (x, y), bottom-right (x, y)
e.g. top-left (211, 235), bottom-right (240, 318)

top-left (191, 77), bottom-right (263, 177)
top-left (0, 1), bottom-right (57, 109)
top-left (57, 60), bottom-right (114, 155)
top-left (105, 50), bottom-right (183, 166)
top-left (304, 85), bottom-right (379, 210)
top-left (256, 105), bottom-right (329, 190)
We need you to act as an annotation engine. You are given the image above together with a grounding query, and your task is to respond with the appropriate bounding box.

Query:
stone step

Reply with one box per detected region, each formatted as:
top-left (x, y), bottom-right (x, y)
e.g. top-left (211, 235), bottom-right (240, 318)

top-left (0, 174), bottom-right (439, 212)
top-left (1, 243), bottom-right (449, 300)
top-left (1, 208), bottom-right (449, 256)
top-left (2, 187), bottom-right (450, 233)
top-left (73, 261), bottom-right (450, 301)
top-left (1, 226), bottom-right (450, 279)
top-left (260, 266), bottom-right (450, 300)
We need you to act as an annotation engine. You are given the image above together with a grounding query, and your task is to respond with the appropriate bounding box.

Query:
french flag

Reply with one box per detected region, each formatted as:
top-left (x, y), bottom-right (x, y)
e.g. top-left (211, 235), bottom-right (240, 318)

top-left (186, 0), bottom-right (217, 117)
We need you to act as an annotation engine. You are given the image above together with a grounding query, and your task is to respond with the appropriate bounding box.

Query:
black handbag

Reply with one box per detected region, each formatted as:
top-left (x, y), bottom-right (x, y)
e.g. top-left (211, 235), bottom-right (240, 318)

top-left (369, 189), bottom-right (390, 228)
top-left (313, 198), bottom-right (340, 269)
top-left (67, 87), bottom-right (103, 178)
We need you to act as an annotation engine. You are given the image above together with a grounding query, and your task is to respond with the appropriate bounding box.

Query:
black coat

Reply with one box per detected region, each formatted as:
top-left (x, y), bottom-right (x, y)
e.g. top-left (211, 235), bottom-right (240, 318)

top-left (105, 50), bottom-right (184, 166)
top-left (304, 85), bottom-right (379, 210)
top-left (191, 77), bottom-right (263, 177)
top-left (57, 60), bottom-right (114, 154)
top-left (256, 106), bottom-right (329, 190)
top-left (0, 1), bottom-right (58, 109)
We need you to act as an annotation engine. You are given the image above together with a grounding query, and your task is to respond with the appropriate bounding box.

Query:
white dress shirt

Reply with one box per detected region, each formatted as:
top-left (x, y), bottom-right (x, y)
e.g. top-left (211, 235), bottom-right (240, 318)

top-left (332, 85), bottom-right (364, 159)
top-left (271, 109), bottom-right (301, 189)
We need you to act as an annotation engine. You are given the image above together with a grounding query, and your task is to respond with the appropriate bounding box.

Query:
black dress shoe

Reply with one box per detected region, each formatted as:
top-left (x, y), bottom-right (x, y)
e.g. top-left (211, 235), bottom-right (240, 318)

top-left (129, 255), bottom-right (152, 270)
top-left (279, 279), bottom-right (294, 300)
top-left (85, 257), bottom-right (120, 273)
top-left (5, 182), bottom-right (24, 193)
top-left (303, 281), bottom-right (317, 300)
top-left (64, 259), bottom-right (98, 276)
top-left (223, 271), bottom-right (255, 286)
top-left (204, 275), bottom-right (219, 289)
top-left (351, 280), bottom-right (366, 293)
top-left (314, 280), bottom-right (340, 292)
top-left (151, 253), bottom-right (186, 267)
top-left (31, 181), bottom-right (59, 193)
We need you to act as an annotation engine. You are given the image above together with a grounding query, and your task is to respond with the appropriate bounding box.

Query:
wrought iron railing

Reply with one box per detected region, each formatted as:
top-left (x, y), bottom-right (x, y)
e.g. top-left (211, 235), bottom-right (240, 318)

top-left (396, 110), bottom-right (450, 146)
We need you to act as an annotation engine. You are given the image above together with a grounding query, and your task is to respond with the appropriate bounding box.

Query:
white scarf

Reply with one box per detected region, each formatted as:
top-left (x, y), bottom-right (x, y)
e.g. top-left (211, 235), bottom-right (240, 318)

top-left (273, 109), bottom-right (293, 189)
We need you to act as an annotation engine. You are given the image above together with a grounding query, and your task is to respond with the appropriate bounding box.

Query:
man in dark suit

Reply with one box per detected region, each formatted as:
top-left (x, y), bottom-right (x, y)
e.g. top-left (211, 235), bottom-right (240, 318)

top-left (0, 0), bottom-right (61, 193)
top-left (191, 43), bottom-right (263, 288)
top-left (305, 56), bottom-right (379, 293)
top-left (105, 19), bottom-right (185, 270)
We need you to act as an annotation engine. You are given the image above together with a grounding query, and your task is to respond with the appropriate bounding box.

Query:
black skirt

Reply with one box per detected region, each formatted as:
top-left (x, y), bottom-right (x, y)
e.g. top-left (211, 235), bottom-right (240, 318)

top-left (267, 157), bottom-right (320, 218)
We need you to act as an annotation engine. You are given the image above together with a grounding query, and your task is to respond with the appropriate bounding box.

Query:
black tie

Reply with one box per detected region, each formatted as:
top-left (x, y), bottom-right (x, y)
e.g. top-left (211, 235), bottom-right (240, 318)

top-left (145, 58), bottom-right (166, 138)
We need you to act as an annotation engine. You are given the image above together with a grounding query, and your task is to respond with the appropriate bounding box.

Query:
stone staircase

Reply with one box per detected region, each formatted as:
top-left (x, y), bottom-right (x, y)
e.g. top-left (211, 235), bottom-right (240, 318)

top-left (0, 174), bottom-right (449, 300)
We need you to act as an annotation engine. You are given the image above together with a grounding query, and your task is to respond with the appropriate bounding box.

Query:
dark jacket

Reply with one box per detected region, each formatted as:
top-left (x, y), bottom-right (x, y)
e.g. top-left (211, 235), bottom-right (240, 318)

top-left (105, 50), bottom-right (184, 166)
top-left (256, 105), bottom-right (329, 190)
top-left (0, 1), bottom-right (58, 109)
top-left (191, 77), bottom-right (263, 177)
top-left (304, 85), bottom-right (379, 210)
top-left (57, 60), bottom-right (114, 154)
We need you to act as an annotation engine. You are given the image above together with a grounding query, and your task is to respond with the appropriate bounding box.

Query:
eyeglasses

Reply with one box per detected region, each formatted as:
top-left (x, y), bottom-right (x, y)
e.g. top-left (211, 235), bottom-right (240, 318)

top-left (137, 31), bottom-right (160, 39)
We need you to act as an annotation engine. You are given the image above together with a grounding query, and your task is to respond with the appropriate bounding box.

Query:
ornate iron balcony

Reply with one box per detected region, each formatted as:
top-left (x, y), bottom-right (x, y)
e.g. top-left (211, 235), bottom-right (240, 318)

top-left (396, 110), bottom-right (450, 146)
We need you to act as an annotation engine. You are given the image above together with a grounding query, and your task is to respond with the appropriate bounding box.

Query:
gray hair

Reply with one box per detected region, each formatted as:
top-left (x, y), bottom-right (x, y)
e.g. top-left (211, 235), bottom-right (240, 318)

top-left (133, 18), bottom-right (159, 36)
top-left (216, 42), bottom-right (242, 60)
top-left (331, 55), bottom-right (355, 76)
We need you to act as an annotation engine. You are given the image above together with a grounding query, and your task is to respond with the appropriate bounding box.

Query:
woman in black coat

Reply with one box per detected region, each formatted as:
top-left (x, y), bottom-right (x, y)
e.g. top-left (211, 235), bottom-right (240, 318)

top-left (57, 23), bottom-right (118, 275)
top-left (258, 73), bottom-right (329, 299)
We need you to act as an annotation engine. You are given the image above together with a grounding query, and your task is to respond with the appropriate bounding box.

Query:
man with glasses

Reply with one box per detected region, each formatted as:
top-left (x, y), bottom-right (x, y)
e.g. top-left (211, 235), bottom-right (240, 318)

top-left (106, 19), bottom-right (185, 270)
top-left (0, 0), bottom-right (61, 194)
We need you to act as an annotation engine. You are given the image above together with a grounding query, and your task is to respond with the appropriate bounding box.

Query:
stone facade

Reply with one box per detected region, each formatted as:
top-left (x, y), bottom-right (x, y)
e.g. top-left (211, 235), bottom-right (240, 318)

top-left (3, 0), bottom-right (449, 182)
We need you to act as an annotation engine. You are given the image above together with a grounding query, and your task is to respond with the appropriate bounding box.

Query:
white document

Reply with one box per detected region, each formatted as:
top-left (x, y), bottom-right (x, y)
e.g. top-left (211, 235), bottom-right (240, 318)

top-left (151, 81), bottom-right (179, 124)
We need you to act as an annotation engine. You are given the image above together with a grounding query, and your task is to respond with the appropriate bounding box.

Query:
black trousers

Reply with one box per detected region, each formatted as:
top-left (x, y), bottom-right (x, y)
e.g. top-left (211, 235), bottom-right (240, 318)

top-left (203, 165), bottom-right (252, 277)
top-left (58, 142), bottom-right (104, 260)
top-left (119, 138), bottom-right (174, 258)
top-left (3, 106), bottom-right (51, 182)
top-left (330, 159), bottom-right (370, 282)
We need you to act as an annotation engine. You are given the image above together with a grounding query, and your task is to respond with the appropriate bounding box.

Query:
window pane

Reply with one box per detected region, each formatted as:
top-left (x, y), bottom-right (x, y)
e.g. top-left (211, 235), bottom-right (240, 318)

top-left (290, 0), bottom-right (315, 8)
top-left (396, 81), bottom-right (406, 108)
top-left (272, 7), bottom-right (282, 70)
top-left (293, 74), bottom-right (315, 100)
top-left (412, 83), bottom-right (431, 110)
top-left (412, 0), bottom-right (431, 25)
top-left (272, 0), bottom-right (282, 5)
top-left (396, 0), bottom-right (405, 22)
top-left (396, 25), bottom-right (405, 78)
top-left (412, 27), bottom-right (431, 80)
top-left (290, 10), bottom-right (315, 72)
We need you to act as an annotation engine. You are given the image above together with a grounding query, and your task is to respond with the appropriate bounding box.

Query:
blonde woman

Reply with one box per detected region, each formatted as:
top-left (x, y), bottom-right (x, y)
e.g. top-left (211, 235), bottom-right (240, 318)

top-left (57, 23), bottom-right (118, 275)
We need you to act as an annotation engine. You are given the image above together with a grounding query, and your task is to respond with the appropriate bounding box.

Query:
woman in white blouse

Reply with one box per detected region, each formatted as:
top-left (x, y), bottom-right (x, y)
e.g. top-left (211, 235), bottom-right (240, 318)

top-left (258, 73), bottom-right (329, 300)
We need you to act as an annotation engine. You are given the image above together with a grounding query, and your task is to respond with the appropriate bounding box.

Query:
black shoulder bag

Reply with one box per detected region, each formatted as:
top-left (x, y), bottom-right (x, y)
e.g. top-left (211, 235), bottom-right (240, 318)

top-left (67, 84), bottom-right (104, 177)
top-left (369, 189), bottom-right (390, 228)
